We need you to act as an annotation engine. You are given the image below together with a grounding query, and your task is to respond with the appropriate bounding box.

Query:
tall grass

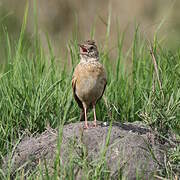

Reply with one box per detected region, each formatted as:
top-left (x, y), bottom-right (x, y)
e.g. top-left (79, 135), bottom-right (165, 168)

top-left (0, 3), bottom-right (179, 179)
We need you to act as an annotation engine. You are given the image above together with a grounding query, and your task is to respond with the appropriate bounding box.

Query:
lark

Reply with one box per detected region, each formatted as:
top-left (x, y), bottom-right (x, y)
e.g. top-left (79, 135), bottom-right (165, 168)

top-left (72, 40), bottom-right (107, 129)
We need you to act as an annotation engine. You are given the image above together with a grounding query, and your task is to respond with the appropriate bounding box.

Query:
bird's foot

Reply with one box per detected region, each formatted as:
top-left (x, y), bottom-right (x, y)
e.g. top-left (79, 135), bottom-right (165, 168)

top-left (93, 122), bottom-right (97, 127)
top-left (83, 121), bottom-right (97, 129)
top-left (91, 120), bottom-right (97, 128)
top-left (83, 123), bottom-right (89, 129)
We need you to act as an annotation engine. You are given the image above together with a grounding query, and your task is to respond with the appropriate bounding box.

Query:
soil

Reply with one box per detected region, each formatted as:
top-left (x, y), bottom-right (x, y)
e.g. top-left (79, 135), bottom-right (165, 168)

top-left (2, 121), bottom-right (165, 179)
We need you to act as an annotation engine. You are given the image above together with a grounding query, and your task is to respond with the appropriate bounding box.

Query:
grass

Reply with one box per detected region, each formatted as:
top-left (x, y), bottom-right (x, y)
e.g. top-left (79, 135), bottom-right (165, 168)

top-left (0, 3), bottom-right (180, 179)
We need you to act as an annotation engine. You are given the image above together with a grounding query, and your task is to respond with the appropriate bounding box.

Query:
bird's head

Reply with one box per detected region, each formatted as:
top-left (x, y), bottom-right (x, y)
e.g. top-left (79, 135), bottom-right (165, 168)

top-left (79, 40), bottom-right (99, 62)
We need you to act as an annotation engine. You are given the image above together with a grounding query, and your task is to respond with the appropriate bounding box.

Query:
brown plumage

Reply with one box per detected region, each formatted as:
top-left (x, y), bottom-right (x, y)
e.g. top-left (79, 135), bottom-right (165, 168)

top-left (72, 40), bottom-right (107, 129)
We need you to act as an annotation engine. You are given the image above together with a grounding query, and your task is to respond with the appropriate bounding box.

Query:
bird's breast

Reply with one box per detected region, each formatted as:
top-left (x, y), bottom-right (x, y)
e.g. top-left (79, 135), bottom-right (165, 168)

top-left (75, 63), bottom-right (106, 105)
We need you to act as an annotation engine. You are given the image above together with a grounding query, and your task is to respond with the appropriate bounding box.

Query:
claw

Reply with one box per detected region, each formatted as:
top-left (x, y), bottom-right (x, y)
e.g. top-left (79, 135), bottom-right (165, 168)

top-left (84, 124), bottom-right (89, 129)
top-left (93, 121), bottom-right (97, 127)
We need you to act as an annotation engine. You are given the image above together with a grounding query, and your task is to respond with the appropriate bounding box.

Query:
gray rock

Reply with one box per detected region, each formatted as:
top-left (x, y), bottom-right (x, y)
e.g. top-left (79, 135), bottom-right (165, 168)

top-left (2, 121), bottom-right (164, 179)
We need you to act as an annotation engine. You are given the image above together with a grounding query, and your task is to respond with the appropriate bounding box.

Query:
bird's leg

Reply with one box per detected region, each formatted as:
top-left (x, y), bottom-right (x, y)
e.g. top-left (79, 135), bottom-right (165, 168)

top-left (92, 104), bottom-right (97, 127)
top-left (84, 106), bottom-right (89, 129)
top-left (79, 109), bottom-right (85, 121)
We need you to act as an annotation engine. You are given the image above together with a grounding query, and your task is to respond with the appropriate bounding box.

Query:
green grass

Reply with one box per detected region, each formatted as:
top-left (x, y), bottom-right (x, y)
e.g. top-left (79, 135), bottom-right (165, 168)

top-left (0, 4), bottom-right (180, 179)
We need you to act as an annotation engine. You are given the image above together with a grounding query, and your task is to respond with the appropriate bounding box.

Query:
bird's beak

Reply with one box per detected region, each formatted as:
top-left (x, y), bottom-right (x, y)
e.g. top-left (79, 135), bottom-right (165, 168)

top-left (78, 44), bottom-right (88, 53)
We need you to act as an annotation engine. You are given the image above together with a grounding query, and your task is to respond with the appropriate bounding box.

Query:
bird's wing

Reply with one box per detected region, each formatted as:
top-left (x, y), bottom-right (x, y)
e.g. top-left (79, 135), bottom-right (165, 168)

top-left (96, 64), bottom-right (107, 103)
top-left (72, 73), bottom-right (83, 109)
top-left (97, 80), bottom-right (107, 103)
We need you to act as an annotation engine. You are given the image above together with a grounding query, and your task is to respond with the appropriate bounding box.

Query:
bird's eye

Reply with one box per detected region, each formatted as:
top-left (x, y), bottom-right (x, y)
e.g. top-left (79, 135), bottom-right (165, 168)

top-left (89, 46), bottom-right (94, 51)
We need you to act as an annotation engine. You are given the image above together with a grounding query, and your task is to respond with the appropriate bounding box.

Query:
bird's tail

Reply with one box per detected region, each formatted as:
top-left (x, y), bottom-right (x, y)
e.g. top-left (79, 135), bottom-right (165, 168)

top-left (79, 109), bottom-right (85, 121)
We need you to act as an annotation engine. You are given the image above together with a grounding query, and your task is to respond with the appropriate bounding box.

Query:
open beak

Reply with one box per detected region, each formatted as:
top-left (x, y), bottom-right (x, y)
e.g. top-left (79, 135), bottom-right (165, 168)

top-left (78, 44), bottom-right (88, 53)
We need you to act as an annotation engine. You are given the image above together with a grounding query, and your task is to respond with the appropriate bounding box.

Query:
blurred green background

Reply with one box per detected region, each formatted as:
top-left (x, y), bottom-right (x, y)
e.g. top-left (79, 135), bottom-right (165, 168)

top-left (0, 0), bottom-right (180, 64)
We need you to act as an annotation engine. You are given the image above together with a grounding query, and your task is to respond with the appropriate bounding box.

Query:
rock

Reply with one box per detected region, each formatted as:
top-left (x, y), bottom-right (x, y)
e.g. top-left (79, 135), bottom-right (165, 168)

top-left (2, 121), bottom-right (164, 179)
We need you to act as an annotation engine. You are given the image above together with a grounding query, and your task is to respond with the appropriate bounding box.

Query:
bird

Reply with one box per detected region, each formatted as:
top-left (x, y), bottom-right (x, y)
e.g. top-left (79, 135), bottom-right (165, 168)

top-left (72, 40), bottom-right (107, 129)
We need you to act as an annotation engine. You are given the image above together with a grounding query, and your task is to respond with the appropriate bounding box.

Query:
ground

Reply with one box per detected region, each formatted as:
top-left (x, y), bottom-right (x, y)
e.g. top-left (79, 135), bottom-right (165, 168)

top-left (3, 121), bottom-right (169, 179)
